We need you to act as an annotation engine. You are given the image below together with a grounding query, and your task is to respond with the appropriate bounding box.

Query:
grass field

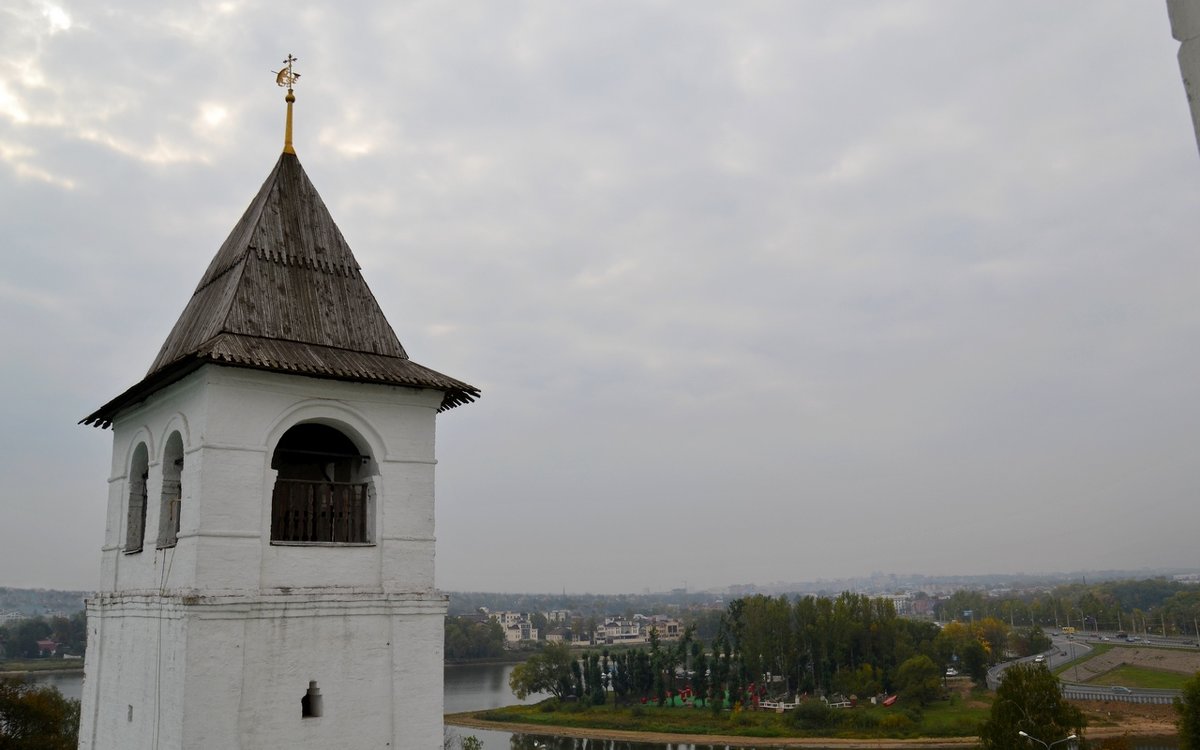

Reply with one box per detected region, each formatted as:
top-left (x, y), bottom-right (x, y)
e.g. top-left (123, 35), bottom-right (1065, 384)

top-left (474, 690), bottom-right (991, 740)
top-left (1088, 664), bottom-right (1192, 690)
top-left (0, 659), bottom-right (84, 673)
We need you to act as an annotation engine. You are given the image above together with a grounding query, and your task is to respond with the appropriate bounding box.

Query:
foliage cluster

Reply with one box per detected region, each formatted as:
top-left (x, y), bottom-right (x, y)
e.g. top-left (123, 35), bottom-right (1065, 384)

top-left (935, 578), bottom-right (1200, 637)
top-left (509, 593), bottom-right (1022, 720)
top-left (1176, 671), bottom-right (1200, 750)
top-left (978, 663), bottom-right (1084, 750)
top-left (0, 613), bottom-right (87, 662)
top-left (0, 675), bottom-right (80, 750)
top-left (509, 627), bottom-right (703, 709)
top-left (710, 594), bottom-right (1014, 700)
top-left (478, 695), bottom-right (989, 740)
top-left (444, 616), bottom-right (506, 661)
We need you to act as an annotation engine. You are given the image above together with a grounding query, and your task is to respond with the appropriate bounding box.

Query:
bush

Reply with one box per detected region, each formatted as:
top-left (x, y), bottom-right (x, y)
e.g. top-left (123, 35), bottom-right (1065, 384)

top-left (0, 676), bottom-right (79, 749)
top-left (879, 712), bottom-right (915, 731)
top-left (844, 710), bottom-right (880, 730)
top-left (729, 707), bottom-right (753, 727)
top-left (791, 700), bottom-right (839, 730)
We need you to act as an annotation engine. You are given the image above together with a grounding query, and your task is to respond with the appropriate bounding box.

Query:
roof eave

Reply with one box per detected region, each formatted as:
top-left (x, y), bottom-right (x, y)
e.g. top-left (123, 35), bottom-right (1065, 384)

top-left (81, 357), bottom-right (479, 429)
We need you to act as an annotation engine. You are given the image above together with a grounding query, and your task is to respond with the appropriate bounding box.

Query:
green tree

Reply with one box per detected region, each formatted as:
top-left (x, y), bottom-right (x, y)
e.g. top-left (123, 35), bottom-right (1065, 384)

top-left (508, 642), bottom-right (574, 700)
top-left (1176, 671), bottom-right (1200, 750)
top-left (1010, 626), bottom-right (1052, 659)
top-left (8, 619), bottom-right (51, 660)
top-left (893, 654), bottom-right (941, 706)
top-left (962, 638), bottom-right (989, 685)
top-left (0, 676), bottom-right (80, 749)
top-left (529, 612), bottom-right (548, 640)
top-left (692, 649), bottom-right (709, 706)
top-left (443, 617), bottom-right (505, 660)
top-left (979, 663), bottom-right (1084, 750)
top-left (833, 663), bottom-right (882, 698)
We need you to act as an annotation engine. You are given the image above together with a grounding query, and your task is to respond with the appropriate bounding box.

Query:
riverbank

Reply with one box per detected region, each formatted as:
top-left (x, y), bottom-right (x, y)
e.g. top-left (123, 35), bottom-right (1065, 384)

top-left (0, 661), bottom-right (84, 677)
top-left (446, 699), bottom-right (1179, 749)
top-left (445, 711), bottom-right (979, 748)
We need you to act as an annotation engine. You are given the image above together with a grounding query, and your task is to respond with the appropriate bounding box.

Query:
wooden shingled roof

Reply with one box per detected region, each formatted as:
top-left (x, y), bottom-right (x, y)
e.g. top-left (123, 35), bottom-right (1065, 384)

top-left (82, 152), bottom-right (478, 428)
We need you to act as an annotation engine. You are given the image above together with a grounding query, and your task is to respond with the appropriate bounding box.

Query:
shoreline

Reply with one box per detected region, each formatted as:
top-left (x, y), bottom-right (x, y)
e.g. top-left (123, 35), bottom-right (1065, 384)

top-left (445, 711), bottom-right (1177, 748)
top-left (0, 668), bottom-right (84, 677)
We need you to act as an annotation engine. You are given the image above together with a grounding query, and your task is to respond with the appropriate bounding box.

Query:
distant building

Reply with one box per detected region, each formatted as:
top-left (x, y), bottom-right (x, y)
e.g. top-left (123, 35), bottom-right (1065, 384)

top-left (593, 615), bottom-right (682, 645)
top-left (544, 628), bottom-right (570, 643)
top-left (544, 609), bottom-right (571, 623)
top-left (488, 611), bottom-right (540, 646)
top-left (879, 594), bottom-right (911, 616)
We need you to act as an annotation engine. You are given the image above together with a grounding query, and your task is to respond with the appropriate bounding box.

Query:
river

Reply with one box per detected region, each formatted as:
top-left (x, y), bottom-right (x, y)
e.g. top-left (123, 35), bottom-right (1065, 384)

top-left (30, 666), bottom-right (1180, 750)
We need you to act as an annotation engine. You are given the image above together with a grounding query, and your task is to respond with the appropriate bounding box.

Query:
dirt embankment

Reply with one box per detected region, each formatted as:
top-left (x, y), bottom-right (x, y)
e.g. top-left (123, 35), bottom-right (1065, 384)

top-left (447, 699), bottom-right (1180, 749)
top-left (1076, 698), bottom-right (1178, 738)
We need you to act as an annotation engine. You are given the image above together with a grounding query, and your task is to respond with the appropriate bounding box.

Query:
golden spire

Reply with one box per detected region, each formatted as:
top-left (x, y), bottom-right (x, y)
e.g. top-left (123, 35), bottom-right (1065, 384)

top-left (273, 54), bottom-right (301, 154)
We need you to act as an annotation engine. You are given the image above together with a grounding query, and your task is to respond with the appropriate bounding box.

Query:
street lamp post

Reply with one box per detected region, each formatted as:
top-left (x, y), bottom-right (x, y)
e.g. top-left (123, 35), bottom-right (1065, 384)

top-left (1019, 731), bottom-right (1078, 750)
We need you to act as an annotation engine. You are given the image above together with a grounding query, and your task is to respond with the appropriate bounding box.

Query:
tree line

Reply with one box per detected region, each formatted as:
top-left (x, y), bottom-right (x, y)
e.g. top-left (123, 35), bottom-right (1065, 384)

top-left (444, 616), bottom-right (506, 660)
top-left (934, 578), bottom-right (1200, 636)
top-left (0, 676), bottom-right (79, 749)
top-left (0, 613), bottom-right (86, 662)
top-left (511, 593), bottom-right (1052, 711)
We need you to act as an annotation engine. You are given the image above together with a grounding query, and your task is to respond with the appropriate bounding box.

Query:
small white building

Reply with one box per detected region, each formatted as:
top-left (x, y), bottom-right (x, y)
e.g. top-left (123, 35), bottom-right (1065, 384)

top-left (76, 81), bottom-right (478, 750)
top-left (488, 611), bottom-right (539, 646)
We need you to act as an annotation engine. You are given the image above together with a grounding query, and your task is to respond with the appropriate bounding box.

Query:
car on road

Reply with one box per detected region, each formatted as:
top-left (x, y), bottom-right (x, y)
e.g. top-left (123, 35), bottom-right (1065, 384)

top-left (945, 667), bottom-right (959, 676)
top-left (1112, 686), bottom-right (1132, 694)
top-left (1034, 655), bottom-right (1046, 663)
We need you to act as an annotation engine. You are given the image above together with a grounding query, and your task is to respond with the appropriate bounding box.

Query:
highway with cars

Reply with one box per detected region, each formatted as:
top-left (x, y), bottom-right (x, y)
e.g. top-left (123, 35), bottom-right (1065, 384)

top-left (987, 631), bottom-right (1186, 705)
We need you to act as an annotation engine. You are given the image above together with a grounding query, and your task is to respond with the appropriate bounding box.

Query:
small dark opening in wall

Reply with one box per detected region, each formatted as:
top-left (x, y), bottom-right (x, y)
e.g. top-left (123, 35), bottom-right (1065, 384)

top-left (301, 681), bottom-right (323, 718)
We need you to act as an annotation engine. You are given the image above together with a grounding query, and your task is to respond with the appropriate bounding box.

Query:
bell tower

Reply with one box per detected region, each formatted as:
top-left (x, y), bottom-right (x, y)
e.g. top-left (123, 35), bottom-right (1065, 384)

top-left (77, 58), bottom-right (478, 749)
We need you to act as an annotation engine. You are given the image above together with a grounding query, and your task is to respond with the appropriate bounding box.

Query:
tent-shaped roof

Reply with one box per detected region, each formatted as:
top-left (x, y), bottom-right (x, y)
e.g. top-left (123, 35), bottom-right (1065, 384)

top-left (82, 152), bottom-right (478, 428)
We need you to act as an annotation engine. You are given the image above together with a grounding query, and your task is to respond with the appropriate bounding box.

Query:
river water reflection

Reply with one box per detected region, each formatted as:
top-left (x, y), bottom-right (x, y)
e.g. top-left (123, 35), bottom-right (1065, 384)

top-left (35, 664), bottom-right (1180, 750)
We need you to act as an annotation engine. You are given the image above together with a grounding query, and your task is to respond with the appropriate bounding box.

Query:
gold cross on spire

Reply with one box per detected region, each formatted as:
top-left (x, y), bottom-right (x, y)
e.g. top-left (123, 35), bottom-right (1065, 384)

top-left (274, 54), bottom-right (300, 90)
top-left (273, 54), bottom-right (301, 154)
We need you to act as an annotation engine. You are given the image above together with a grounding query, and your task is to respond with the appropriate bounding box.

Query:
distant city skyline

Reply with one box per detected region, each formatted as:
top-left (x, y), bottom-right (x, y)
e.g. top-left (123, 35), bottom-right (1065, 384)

top-left (2, 2), bottom-right (1199, 593)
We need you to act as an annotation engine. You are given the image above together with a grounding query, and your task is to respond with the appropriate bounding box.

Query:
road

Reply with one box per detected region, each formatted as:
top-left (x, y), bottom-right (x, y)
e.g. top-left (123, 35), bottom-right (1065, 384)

top-left (987, 634), bottom-right (1181, 705)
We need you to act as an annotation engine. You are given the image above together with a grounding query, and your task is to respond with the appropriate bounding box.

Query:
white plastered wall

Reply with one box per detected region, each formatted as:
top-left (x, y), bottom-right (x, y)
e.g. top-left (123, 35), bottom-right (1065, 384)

top-left (80, 363), bottom-right (449, 749)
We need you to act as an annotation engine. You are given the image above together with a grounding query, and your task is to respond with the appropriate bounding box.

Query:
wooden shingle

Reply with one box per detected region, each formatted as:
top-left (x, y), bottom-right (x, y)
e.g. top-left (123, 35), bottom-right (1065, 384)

top-left (83, 153), bottom-right (478, 428)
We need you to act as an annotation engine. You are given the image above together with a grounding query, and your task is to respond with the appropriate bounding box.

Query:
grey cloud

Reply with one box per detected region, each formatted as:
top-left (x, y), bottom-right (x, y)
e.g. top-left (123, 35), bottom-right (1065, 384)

top-left (1, 1), bottom-right (1197, 593)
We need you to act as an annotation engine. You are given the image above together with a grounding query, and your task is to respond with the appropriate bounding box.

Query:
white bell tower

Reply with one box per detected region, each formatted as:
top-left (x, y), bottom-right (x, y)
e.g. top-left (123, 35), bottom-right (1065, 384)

top-left (77, 59), bottom-right (478, 749)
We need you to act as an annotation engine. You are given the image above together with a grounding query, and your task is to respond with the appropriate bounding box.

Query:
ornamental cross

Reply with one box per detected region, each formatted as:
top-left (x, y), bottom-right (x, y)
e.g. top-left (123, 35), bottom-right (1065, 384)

top-left (274, 54), bottom-right (300, 89)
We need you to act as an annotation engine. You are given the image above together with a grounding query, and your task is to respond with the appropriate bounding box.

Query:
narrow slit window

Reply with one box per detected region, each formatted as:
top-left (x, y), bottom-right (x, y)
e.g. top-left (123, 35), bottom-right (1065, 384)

top-left (124, 444), bottom-right (149, 553)
top-left (301, 681), bottom-right (323, 718)
top-left (157, 432), bottom-right (184, 548)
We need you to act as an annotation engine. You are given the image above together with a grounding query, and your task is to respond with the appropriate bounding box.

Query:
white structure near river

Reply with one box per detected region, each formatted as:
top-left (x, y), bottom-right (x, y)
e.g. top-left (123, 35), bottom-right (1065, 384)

top-left (75, 79), bottom-right (478, 749)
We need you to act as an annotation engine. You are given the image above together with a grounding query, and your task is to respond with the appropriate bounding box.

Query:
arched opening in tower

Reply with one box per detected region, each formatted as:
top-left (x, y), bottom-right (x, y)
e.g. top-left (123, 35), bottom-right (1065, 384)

top-left (270, 423), bottom-right (371, 544)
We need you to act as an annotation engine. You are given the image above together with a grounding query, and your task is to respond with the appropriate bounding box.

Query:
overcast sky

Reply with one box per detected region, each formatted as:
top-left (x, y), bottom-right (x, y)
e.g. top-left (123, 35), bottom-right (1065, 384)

top-left (2, 1), bottom-right (1198, 595)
